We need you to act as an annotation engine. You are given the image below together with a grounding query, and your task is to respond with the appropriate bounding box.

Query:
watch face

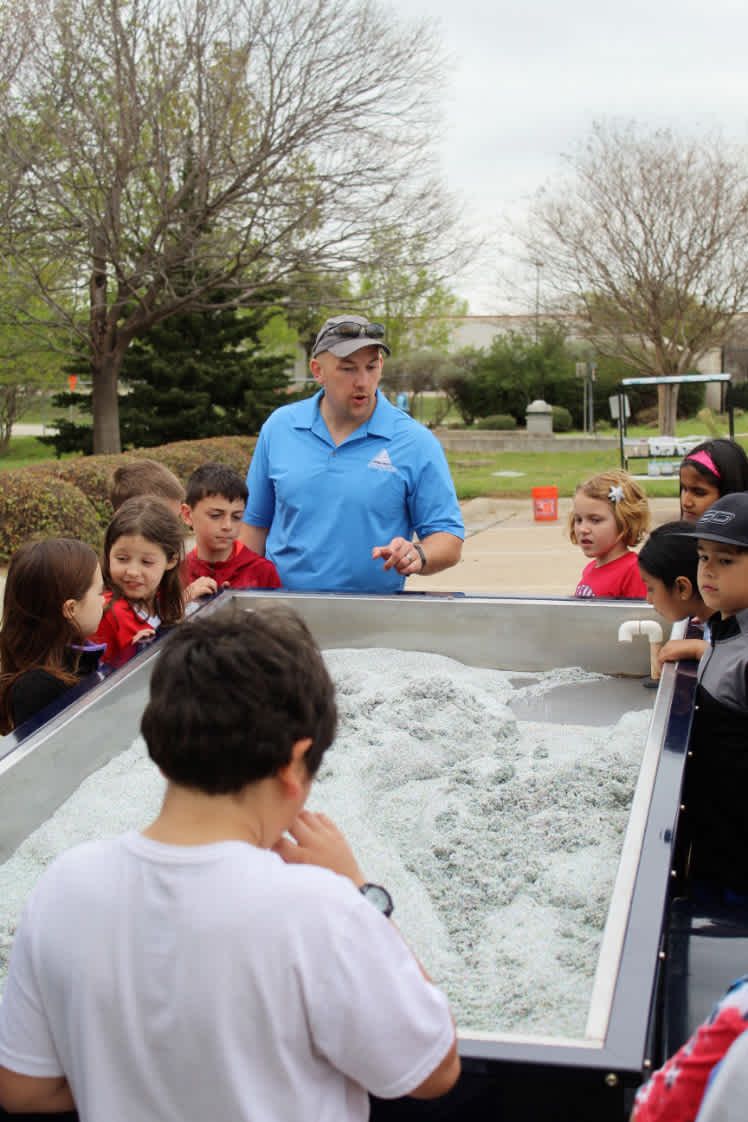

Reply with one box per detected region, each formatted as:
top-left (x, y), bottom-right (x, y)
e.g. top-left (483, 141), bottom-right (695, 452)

top-left (360, 883), bottom-right (394, 917)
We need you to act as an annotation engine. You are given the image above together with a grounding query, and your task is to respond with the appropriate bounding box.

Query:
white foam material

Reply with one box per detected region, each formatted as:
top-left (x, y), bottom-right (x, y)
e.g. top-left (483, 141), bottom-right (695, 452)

top-left (0, 650), bottom-right (649, 1038)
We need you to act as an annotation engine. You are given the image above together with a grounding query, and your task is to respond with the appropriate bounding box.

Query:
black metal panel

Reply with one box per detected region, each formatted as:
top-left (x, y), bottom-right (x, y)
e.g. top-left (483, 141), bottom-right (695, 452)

top-left (370, 1057), bottom-right (632, 1121)
top-left (662, 897), bottom-right (748, 1061)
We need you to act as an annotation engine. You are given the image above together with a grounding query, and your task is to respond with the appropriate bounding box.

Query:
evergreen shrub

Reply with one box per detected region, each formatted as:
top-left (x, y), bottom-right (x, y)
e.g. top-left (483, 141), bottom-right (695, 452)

top-left (0, 436), bottom-right (257, 563)
top-left (551, 405), bottom-right (573, 432)
top-left (0, 473), bottom-right (103, 563)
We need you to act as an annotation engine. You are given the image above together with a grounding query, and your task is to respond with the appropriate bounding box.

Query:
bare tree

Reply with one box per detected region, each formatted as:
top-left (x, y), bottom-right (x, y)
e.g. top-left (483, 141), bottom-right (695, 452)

top-left (0, 0), bottom-right (463, 452)
top-left (518, 121), bottom-right (748, 434)
top-left (356, 230), bottom-right (468, 357)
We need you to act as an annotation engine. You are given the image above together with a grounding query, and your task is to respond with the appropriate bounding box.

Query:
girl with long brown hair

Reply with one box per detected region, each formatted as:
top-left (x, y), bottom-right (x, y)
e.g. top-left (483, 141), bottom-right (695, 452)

top-left (92, 496), bottom-right (184, 664)
top-left (0, 538), bottom-right (105, 732)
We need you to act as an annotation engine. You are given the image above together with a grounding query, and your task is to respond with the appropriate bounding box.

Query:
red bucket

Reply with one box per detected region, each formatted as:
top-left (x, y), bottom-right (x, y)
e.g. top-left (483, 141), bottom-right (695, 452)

top-left (532, 486), bottom-right (558, 522)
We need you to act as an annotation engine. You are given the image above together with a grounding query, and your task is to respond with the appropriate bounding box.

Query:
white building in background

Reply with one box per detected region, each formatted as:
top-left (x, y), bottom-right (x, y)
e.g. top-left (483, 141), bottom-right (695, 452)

top-left (287, 312), bottom-right (746, 403)
top-left (437, 314), bottom-right (584, 352)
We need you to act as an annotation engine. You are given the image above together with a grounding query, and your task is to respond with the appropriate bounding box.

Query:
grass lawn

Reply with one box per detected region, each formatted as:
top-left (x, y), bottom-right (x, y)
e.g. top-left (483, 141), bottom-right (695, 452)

top-left (0, 436), bottom-right (75, 471)
top-left (625, 418), bottom-right (747, 439)
top-left (444, 414), bottom-right (746, 501)
top-left (445, 449), bottom-right (682, 501)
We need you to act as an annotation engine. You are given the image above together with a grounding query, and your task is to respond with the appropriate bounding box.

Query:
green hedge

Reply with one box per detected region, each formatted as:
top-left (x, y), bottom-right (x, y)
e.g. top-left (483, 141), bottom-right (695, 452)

top-left (551, 405), bottom-right (574, 433)
top-left (134, 436), bottom-right (256, 480)
top-left (0, 436), bottom-right (257, 564)
top-left (0, 474), bottom-right (104, 563)
top-left (475, 414), bottom-right (517, 431)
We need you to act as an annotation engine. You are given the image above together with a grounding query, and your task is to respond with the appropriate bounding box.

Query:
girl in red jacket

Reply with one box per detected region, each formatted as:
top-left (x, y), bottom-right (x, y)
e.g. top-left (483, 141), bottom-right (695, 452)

top-left (93, 496), bottom-right (184, 664)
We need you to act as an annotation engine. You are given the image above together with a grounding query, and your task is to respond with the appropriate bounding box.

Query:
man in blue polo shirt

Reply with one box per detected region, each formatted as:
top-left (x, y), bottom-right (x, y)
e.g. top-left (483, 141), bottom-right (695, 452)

top-left (240, 314), bottom-right (464, 593)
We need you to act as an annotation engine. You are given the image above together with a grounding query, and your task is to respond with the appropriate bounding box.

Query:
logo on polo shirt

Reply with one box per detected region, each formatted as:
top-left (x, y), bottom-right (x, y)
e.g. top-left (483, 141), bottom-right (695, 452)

top-left (368, 448), bottom-right (398, 473)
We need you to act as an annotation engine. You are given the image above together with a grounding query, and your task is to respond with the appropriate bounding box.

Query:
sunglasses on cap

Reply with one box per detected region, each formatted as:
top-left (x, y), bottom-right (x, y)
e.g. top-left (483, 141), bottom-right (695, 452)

top-left (316, 321), bottom-right (386, 346)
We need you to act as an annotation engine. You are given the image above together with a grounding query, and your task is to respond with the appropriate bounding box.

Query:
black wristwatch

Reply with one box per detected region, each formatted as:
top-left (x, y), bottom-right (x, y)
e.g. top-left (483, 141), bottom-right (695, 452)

top-left (359, 883), bottom-right (394, 917)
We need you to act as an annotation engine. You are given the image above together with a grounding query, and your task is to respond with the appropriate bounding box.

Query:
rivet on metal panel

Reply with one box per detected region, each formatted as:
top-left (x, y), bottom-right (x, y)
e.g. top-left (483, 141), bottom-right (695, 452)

top-left (604, 1073), bottom-right (619, 1088)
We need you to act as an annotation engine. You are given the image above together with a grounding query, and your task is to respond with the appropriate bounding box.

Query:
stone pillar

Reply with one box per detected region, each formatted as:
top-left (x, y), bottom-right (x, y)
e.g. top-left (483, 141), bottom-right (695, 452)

top-left (525, 399), bottom-right (553, 435)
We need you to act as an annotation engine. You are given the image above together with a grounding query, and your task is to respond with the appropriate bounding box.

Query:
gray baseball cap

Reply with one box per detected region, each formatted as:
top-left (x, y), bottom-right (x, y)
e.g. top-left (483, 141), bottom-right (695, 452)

top-left (311, 314), bottom-right (391, 358)
top-left (681, 493), bottom-right (748, 548)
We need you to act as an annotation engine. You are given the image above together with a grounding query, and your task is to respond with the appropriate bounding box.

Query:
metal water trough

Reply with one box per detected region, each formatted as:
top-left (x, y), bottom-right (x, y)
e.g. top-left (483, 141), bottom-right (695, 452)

top-left (0, 592), bottom-right (697, 1121)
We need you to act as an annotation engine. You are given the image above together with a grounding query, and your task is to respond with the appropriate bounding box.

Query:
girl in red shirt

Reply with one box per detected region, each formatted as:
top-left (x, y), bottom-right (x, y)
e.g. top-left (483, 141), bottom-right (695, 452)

top-left (570, 470), bottom-right (650, 599)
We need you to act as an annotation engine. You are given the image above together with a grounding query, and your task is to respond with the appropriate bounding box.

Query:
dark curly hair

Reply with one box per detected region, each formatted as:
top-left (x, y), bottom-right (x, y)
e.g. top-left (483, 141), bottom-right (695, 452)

top-left (184, 462), bottom-right (248, 508)
top-left (141, 606), bottom-right (337, 794)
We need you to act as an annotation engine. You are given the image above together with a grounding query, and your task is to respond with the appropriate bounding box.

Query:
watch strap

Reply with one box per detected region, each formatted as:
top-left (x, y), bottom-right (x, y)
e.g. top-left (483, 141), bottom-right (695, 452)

top-left (359, 883), bottom-right (394, 917)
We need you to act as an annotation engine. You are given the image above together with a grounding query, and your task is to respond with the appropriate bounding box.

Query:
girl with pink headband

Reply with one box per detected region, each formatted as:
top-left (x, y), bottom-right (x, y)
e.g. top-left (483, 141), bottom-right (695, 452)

top-left (679, 438), bottom-right (748, 522)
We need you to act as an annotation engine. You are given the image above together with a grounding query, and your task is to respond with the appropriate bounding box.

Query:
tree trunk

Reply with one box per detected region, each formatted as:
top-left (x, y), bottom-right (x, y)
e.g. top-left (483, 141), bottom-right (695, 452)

top-left (89, 226), bottom-right (122, 454)
top-left (657, 384), bottom-right (679, 436)
top-left (91, 349), bottom-right (122, 454)
top-left (0, 385), bottom-right (18, 454)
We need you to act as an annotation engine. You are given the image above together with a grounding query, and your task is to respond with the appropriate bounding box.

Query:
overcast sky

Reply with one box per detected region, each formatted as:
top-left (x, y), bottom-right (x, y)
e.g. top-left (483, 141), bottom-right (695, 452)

top-left (393, 0), bottom-right (748, 314)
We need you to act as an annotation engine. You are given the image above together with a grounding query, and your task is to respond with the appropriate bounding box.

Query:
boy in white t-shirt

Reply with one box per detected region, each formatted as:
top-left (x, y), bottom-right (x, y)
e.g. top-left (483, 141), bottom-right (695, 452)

top-left (0, 608), bottom-right (459, 1121)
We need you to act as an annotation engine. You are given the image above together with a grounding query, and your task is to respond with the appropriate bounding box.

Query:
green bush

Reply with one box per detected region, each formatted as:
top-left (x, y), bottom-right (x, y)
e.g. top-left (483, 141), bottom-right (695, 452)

top-left (0, 472), bottom-right (103, 563)
top-left (475, 414), bottom-right (517, 431)
top-left (56, 454), bottom-right (135, 526)
top-left (551, 405), bottom-right (573, 432)
top-left (0, 435), bottom-right (259, 564)
top-left (54, 438), bottom-right (257, 528)
top-left (131, 436), bottom-right (256, 481)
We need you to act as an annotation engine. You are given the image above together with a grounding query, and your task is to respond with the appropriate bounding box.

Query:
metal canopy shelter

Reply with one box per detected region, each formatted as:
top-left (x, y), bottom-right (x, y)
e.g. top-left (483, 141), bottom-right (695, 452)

top-left (616, 374), bottom-right (734, 471)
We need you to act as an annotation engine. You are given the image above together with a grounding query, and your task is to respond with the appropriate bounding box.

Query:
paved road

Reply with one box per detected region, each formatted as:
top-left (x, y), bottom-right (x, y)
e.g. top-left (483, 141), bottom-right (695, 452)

top-left (12, 423), bottom-right (47, 437)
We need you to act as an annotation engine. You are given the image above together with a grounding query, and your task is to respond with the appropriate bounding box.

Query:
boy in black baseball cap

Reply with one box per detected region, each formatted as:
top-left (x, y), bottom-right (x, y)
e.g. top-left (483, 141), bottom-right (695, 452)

top-left (680, 492), bottom-right (748, 894)
top-left (685, 492), bottom-right (748, 619)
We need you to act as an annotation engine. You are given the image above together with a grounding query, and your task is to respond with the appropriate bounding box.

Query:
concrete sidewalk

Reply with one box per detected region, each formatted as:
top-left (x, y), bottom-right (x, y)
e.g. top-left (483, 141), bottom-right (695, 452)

top-left (406, 495), bottom-right (683, 597)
